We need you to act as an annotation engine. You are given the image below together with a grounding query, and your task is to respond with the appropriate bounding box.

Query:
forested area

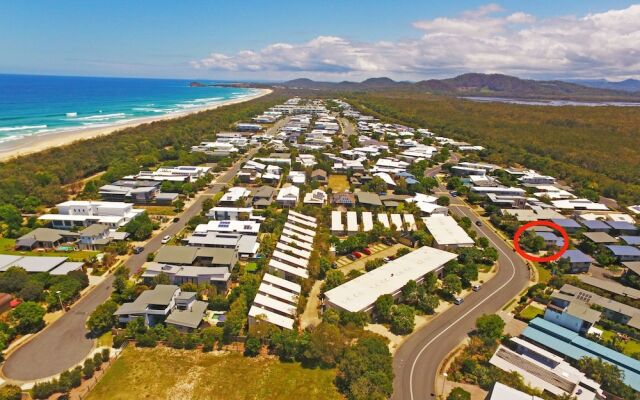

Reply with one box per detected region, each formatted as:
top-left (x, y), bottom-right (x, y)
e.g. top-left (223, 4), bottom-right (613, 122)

top-left (346, 92), bottom-right (640, 204)
top-left (0, 93), bottom-right (284, 211)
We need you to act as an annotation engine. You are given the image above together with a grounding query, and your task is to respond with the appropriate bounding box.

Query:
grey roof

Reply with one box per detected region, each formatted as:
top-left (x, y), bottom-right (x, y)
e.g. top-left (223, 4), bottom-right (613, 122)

top-left (252, 185), bottom-right (275, 198)
top-left (195, 247), bottom-right (237, 266)
top-left (582, 231), bottom-right (617, 244)
top-left (356, 191), bottom-right (383, 206)
top-left (566, 301), bottom-right (601, 324)
top-left (558, 284), bottom-right (640, 323)
top-left (624, 262), bottom-right (640, 276)
top-left (0, 256), bottom-right (68, 273)
top-left (114, 285), bottom-right (180, 315)
top-left (620, 236), bottom-right (640, 246)
top-left (156, 192), bottom-right (180, 201)
top-left (49, 262), bottom-right (84, 275)
top-left (560, 249), bottom-right (594, 264)
top-left (17, 228), bottom-right (78, 244)
top-left (607, 221), bottom-right (638, 231)
top-left (165, 300), bottom-right (208, 329)
top-left (581, 220), bottom-right (611, 231)
top-left (606, 245), bottom-right (640, 257)
top-left (155, 246), bottom-right (198, 265)
top-left (79, 224), bottom-right (110, 236)
top-left (578, 275), bottom-right (640, 300)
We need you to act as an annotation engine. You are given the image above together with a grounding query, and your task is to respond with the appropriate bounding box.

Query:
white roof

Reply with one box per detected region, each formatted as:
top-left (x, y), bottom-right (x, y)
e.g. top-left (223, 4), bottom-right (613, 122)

top-left (325, 247), bottom-right (457, 312)
top-left (272, 250), bottom-right (308, 269)
top-left (276, 186), bottom-right (300, 201)
top-left (287, 214), bottom-right (317, 229)
top-left (279, 234), bottom-right (313, 251)
top-left (362, 212), bottom-right (374, 232)
top-left (403, 214), bottom-right (417, 231)
top-left (276, 241), bottom-right (311, 259)
top-left (288, 210), bottom-right (317, 224)
top-left (347, 211), bottom-right (358, 233)
top-left (377, 213), bottom-right (390, 228)
top-left (258, 282), bottom-right (298, 305)
top-left (373, 172), bottom-right (397, 186)
top-left (284, 222), bottom-right (315, 237)
top-left (249, 306), bottom-right (294, 330)
top-left (281, 228), bottom-right (314, 244)
top-left (423, 215), bottom-right (475, 246)
top-left (331, 211), bottom-right (344, 232)
top-left (253, 293), bottom-right (296, 316)
top-left (268, 259), bottom-right (309, 279)
top-left (390, 214), bottom-right (404, 230)
top-left (49, 261), bottom-right (84, 275)
top-left (489, 382), bottom-right (543, 400)
top-left (262, 272), bottom-right (301, 294)
top-left (551, 198), bottom-right (609, 211)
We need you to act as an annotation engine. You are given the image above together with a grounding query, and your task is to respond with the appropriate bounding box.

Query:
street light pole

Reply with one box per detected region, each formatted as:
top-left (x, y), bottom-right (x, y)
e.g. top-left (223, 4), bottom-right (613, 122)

top-left (56, 290), bottom-right (64, 312)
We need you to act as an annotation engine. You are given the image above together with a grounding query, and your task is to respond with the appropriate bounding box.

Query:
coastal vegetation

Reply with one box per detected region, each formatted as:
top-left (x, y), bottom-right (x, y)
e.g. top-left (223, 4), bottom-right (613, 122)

top-left (345, 92), bottom-right (640, 204)
top-left (0, 93), bottom-right (283, 212)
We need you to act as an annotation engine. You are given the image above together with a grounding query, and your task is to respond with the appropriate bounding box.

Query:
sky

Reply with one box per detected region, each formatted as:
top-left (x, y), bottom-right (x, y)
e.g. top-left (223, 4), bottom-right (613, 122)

top-left (1, 1), bottom-right (639, 81)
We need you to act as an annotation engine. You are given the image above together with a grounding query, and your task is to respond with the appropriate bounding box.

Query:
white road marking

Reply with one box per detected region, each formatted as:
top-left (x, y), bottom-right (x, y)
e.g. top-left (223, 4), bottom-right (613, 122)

top-left (409, 205), bottom-right (521, 400)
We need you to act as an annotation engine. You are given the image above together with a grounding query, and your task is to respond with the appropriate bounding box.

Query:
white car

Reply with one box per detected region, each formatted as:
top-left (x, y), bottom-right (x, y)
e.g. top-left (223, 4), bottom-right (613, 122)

top-left (161, 235), bottom-right (172, 244)
top-left (454, 297), bottom-right (464, 305)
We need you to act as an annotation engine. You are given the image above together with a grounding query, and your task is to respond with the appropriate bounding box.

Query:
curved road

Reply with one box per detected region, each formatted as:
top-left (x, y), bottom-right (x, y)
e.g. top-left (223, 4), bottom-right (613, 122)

top-left (392, 184), bottom-right (531, 399)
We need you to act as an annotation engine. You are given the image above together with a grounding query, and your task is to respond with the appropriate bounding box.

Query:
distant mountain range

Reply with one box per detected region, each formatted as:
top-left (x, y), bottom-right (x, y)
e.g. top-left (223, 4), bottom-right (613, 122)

top-left (563, 78), bottom-right (640, 93)
top-left (274, 73), bottom-right (640, 100)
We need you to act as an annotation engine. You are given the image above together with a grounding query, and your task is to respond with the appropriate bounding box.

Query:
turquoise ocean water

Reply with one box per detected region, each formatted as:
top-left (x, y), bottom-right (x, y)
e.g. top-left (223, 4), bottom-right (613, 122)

top-left (0, 74), bottom-right (257, 144)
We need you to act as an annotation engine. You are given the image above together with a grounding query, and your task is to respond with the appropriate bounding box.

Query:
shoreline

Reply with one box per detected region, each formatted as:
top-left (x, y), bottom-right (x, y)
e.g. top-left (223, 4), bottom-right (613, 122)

top-left (0, 88), bottom-right (272, 162)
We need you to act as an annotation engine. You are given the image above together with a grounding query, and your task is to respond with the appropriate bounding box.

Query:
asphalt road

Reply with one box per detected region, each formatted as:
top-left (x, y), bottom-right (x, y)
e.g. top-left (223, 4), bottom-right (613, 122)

top-left (0, 141), bottom-right (269, 382)
top-left (392, 181), bottom-right (531, 399)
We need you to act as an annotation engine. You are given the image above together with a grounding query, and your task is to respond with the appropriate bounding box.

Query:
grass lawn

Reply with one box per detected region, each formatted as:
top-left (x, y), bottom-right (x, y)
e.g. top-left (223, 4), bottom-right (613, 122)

top-left (519, 305), bottom-right (544, 321)
top-left (245, 262), bottom-right (258, 273)
top-left (87, 347), bottom-right (343, 400)
top-left (598, 328), bottom-right (640, 356)
top-left (535, 264), bottom-right (551, 284)
top-left (138, 206), bottom-right (177, 216)
top-left (0, 238), bottom-right (98, 261)
top-left (97, 331), bottom-right (113, 348)
top-left (328, 175), bottom-right (349, 192)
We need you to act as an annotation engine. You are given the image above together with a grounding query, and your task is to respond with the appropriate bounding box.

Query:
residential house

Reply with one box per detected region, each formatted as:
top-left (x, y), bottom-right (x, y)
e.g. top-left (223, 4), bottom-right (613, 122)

top-left (276, 186), bottom-right (300, 208)
top-left (15, 228), bottom-right (79, 250)
top-left (251, 186), bottom-right (276, 209)
top-left (311, 169), bottom-right (327, 183)
top-left (78, 224), bottom-right (111, 250)
top-left (606, 245), bottom-right (640, 262)
top-left (356, 192), bottom-right (383, 208)
top-left (559, 250), bottom-right (594, 273)
top-left (303, 189), bottom-right (327, 205)
top-left (38, 201), bottom-right (144, 230)
top-left (332, 192), bottom-right (356, 207)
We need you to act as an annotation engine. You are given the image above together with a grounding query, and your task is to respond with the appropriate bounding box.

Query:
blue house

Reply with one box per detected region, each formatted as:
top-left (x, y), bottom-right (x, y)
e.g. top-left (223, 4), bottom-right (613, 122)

top-left (551, 218), bottom-right (582, 233)
top-left (580, 220), bottom-right (611, 232)
top-left (607, 221), bottom-right (639, 235)
top-left (606, 245), bottom-right (640, 262)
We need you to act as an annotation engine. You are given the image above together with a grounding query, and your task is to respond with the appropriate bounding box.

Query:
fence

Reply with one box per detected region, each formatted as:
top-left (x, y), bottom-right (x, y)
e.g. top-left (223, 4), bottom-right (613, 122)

top-left (71, 341), bottom-right (129, 400)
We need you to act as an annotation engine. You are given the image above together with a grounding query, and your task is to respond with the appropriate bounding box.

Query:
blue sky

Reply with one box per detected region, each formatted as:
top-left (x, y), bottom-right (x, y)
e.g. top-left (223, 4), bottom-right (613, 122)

top-left (1, 1), bottom-right (639, 80)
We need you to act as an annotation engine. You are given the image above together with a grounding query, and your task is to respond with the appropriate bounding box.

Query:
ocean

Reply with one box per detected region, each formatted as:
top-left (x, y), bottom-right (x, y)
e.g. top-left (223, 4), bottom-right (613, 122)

top-left (0, 74), bottom-right (257, 144)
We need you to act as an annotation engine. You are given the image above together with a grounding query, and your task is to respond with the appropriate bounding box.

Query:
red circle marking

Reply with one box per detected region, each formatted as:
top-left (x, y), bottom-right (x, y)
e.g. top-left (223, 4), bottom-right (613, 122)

top-left (513, 220), bottom-right (569, 263)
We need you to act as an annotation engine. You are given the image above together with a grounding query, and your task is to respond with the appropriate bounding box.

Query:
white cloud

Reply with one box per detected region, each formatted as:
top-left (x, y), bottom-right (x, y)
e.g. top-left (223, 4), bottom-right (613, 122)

top-left (192, 4), bottom-right (640, 80)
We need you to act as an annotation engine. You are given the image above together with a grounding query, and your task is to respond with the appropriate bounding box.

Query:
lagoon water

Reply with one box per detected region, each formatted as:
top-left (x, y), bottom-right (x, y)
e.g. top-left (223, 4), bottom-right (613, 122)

top-left (0, 74), bottom-right (255, 143)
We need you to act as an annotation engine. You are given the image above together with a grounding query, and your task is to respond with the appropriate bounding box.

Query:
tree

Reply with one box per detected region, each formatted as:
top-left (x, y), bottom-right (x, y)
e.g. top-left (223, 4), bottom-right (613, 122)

top-left (82, 358), bottom-right (95, 379)
top-left (417, 293), bottom-right (440, 314)
top-left (577, 357), bottom-right (636, 399)
top-left (123, 213), bottom-right (154, 241)
top-left (244, 336), bottom-right (261, 357)
top-left (391, 305), bottom-right (416, 335)
top-left (304, 323), bottom-right (346, 368)
top-left (423, 272), bottom-right (438, 294)
top-left (87, 300), bottom-right (119, 335)
top-left (151, 272), bottom-right (171, 287)
top-left (18, 280), bottom-right (44, 301)
top-left (0, 267), bottom-right (29, 294)
top-left (322, 270), bottom-right (346, 292)
top-left (447, 387), bottom-right (471, 400)
top-left (0, 385), bottom-right (22, 400)
top-left (374, 294), bottom-right (394, 323)
top-left (337, 336), bottom-right (393, 400)
top-left (437, 196), bottom-right (450, 206)
top-left (475, 314), bottom-right (505, 343)
top-left (442, 274), bottom-right (463, 298)
top-left (10, 301), bottom-right (45, 334)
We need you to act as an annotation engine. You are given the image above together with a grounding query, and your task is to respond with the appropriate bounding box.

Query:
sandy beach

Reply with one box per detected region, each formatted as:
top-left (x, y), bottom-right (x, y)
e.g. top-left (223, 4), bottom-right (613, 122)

top-left (0, 88), bottom-right (272, 162)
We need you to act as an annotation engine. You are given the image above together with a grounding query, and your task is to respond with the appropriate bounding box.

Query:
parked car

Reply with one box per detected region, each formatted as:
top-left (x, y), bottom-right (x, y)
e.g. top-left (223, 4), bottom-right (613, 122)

top-left (383, 257), bottom-right (392, 263)
top-left (451, 191), bottom-right (458, 197)
top-left (133, 246), bottom-right (144, 254)
top-left (161, 235), bottom-right (172, 244)
top-left (382, 238), bottom-right (395, 246)
top-left (472, 284), bottom-right (481, 292)
top-left (173, 217), bottom-right (180, 222)
top-left (352, 251), bottom-right (363, 259)
top-left (475, 221), bottom-right (482, 227)
top-left (454, 297), bottom-right (464, 305)
top-left (346, 254), bottom-right (356, 261)
top-left (362, 248), bottom-right (372, 255)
